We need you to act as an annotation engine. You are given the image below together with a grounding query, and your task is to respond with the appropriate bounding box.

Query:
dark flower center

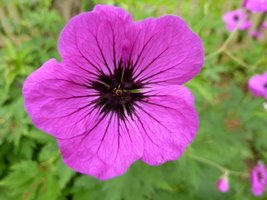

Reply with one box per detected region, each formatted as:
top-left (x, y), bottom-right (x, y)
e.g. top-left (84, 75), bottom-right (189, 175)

top-left (264, 83), bottom-right (267, 88)
top-left (233, 15), bottom-right (239, 21)
top-left (257, 172), bottom-right (263, 182)
top-left (90, 61), bottom-right (145, 119)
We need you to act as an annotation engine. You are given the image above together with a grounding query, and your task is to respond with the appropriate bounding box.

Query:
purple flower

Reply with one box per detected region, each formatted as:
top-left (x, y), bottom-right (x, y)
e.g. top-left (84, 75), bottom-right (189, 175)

top-left (223, 9), bottom-right (251, 32)
top-left (23, 5), bottom-right (204, 180)
top-left (217, 176), bottom-right (229, 193)
top-left (244, 0), bottom-right (267, 12)
top-left (250, 163), bottom-right (267, 196)
top-left (248, 71), bottom-right (267, 99)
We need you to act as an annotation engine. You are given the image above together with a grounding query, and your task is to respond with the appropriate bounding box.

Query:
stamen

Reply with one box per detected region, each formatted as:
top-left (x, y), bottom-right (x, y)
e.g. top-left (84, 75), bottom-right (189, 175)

top-left (123, 89), bottom-right (141, 93)
top-left (90, 64), bottom-right (145, 119)
top-left (120, 69), bottom-right (124, 82)
top-left (233, 15), bottom-right (239, 21)
top-left (114, 88), bottom-right (123, 96)
top-left (97, 81), bottom-right (110, 88)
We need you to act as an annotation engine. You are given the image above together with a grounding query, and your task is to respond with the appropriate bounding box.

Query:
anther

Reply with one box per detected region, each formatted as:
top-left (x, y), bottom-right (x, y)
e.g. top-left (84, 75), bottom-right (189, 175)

top-left (114, 88), bottom-right (123, 96)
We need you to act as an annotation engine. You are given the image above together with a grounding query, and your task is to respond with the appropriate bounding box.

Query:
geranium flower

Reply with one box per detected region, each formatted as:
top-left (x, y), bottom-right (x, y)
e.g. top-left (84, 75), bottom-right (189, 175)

top-left (250, 163), bottom-right (267, 196)
top-left (223, 9), bottom-right (251, 32)
top-left (23, 5), bottom-right (204, 180)
top-left (248, 71), bottom-right (267, 99)
top-left (243, 0), bottom-right (267, 12)
top-left (217, 174), bottom-right (229, 193)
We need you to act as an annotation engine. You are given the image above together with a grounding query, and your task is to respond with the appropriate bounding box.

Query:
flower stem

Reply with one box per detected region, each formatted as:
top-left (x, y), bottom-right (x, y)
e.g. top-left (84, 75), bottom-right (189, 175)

top-left (97, 81), bottom-right (110, 88)
top-left (254, 12), bottom-right (267, 37)
top-left (205, 29), bottom-right (238, 61)
top-left (221, 29), bottom-right (239, 50)
top-left (205, 48), bottom-right (223, 61)
top-left (224, 50), bottom-right (249, 68)
top-left (188, 154), bottom-right (226, 172)
top-left (188, 154), bottom-right (248, 177)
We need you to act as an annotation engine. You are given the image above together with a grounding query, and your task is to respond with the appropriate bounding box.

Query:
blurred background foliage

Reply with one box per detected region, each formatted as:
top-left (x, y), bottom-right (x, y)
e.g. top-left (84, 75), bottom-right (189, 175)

top-left (0, 0), bottom-right (267, 199)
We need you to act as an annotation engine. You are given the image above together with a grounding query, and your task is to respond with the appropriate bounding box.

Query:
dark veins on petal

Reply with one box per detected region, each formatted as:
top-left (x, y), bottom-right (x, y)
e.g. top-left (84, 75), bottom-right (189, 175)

top-left (90, 59), bottom-right (147, 119)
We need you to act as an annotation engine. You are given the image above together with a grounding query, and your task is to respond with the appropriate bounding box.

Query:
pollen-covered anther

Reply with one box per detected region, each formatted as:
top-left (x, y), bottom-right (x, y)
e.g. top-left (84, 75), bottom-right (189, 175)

top-left (113, 88), bottom-right (123, 96)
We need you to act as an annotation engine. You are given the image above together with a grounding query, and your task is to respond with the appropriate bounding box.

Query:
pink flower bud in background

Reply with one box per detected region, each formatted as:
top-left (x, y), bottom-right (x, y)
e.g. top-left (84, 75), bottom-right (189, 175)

top-left (217, 175), bottom-right (229, 193)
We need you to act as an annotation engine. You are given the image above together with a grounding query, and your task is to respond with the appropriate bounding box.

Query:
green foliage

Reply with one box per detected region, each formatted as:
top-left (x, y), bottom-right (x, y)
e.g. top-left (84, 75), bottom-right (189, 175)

top-left (0, 160), bottom-right (61, 200)
top-left (0, 0), bottom-right (267, 200)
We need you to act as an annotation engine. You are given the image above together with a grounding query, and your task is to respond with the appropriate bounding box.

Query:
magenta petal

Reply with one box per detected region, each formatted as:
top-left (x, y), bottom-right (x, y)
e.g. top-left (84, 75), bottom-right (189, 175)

top-left (23, 59), bottom-right (99, 139)
top-left (58, 5), bottom-right (132, 75)
top-left (249, 75), bottom-right (264, 96)
top-left (250, 163), bottom-right (267, 196)
top-left (57, 112), bottom-right (143, 180)
top-left (126, 16), bottom-right (203, 85)
top-left (245, 0), bottom-right (267, 12)
top-left (217, 177), bottom-right (229, 193)
top-left (135, 85), bottom-right (198, 165)
top-left (248, 72), bottom-right (267, 99)
top-left (59, 7), bottom-right (203, 85)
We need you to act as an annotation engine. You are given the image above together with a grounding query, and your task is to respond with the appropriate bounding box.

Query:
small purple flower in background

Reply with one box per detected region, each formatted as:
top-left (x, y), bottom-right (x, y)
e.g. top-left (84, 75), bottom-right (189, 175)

top-left (223, 9), bottom-right (251, 32)
top-left (243, 0), bottom-right (267, 12)
top-left (248, 71), bottom-right (267, 99)
top-left (217, 173), bottom-right (229, 193)
top-left (23, 5), bottom-right (204, 180)
top-left (250, 162), bottom-right (267, 196)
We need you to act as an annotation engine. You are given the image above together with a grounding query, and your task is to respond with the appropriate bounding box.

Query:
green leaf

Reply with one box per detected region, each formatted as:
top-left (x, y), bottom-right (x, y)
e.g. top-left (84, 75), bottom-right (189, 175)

top-left (103, 162), bottom-right (172, 200)
top-left (0, 160), bottom-right (61, 200)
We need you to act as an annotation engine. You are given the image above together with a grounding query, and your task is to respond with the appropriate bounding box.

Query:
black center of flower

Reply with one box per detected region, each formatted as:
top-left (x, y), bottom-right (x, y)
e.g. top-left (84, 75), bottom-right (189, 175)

top-left (233, 15), bottom-right (239, 21)
top-left (264, 83), bottom-right (267, 88)
top-left (90, 61), bottom-right (145, 119)
top-left (257, 172), bottom-right (263, 182)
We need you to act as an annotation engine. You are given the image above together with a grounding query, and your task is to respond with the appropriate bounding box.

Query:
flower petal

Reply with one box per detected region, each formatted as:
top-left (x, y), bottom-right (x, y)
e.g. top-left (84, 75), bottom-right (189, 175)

top-left (57, 112), bottom-right (143, 180)
top-left (248, 74), bottom-right (266, 97)
top-left (123, 16), bottom-right (203, 85)
top-left (59, 8), bottom-right (203, 85)
top-left (134, 85), bottom-right (198, 165)
top-left (245, 0), bottom-right (267, 12)
top-left (250, 163), bottom-right (267, 196)
top-left (23, 59), bottom-right (100, 139)
top-left (58, 5), bottom-right (132, 75)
